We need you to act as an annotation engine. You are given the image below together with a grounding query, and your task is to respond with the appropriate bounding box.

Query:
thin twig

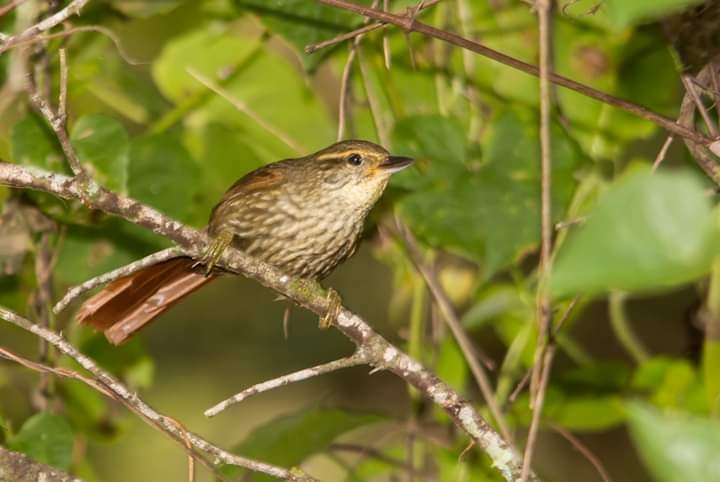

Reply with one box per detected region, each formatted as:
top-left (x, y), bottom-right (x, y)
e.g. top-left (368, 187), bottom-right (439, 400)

top-left (393, 220), bottom-right (514, 445)
top-left (206, 352), bottom-right (367, 417)
top-left (330, 443), bottom-right (426, 477)
top-left (0, 161), bottom-right (536, 482)
top-left (187, 67), bottom-right (303, 154)
top-left (304, 0), bottom-right (442, 53)
top-left (0, 0), bottom-right (29, 18)
top-left (682, 74), bottom-right (718, 137)
top-left (53, 247), bottom-right (184, 313)
top-left (382, 0), bottom-right (391, 69)
top-left (337, 46), bottom-right (358, 141)
top-left (0, 305), bottom-right (315, 482)
top-left (57, 48), bottom-right (68, 121)
top-left (316, 0), bottom-right (714, 149)
top-left (652, 134), bottom-right (675, 171)
top-left (521, 345), bottom-right (555, 481)
top-left (356, 45), bottom-right (390, 146)
top-left (552, 426), bottom-right (613, 482)
top-left (0, 0), bottom-right (90, 49)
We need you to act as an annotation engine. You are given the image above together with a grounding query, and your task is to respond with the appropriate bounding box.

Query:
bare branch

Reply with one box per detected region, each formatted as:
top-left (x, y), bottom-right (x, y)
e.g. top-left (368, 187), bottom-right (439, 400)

top-left (525, 1), bottom-right (554, 479)
top-left (53, 247), bottom-right (184, 314)
top-left (316, 0), bottom-right (716, 151)
top-left (0, 446), bottom-right (80, 482)
top-left (0, 161), bottom-right (535, 482)
top-left (304, 0), bottom-right (442, 54)
top-left (206, 352), bottom-right (367, 417)
top-left (552, 426), bottom-right (614, 482)
top-left (0, 0), bottom-right (90, 49)
top-left (392, 220), bottom-right (513, 444)
top-left (0, 305), bottom-right (315, 482)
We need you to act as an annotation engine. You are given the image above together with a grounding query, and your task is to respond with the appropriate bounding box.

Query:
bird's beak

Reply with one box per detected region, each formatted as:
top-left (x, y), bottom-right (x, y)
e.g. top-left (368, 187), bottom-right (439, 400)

top-left (379, 155), bottom-right (414, 173)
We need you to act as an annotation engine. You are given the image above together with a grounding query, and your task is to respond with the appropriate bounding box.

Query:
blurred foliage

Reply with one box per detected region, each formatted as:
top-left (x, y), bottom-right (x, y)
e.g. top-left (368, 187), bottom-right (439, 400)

top-left (0, 0), bottom-right (719, 481)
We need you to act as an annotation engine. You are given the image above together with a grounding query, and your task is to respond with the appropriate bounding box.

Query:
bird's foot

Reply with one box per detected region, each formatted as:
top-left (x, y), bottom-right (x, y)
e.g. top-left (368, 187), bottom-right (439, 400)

top-left (319, 288), bottom-right (342, 329)
top-left (194, 230), bottom-right (233, 276)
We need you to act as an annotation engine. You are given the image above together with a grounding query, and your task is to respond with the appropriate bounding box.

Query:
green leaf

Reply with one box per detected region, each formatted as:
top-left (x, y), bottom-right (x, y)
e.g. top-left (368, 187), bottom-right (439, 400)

top-left (234, 0), bottom-right (362, 71)
top-left (71, 114), bottom-right (130, 192)
top-left (547, 396), bottom-right (625, 431)
top-left (552, 169), bottom-right (717, 298)
top-left (397, 109), bottom-right (580, 275)
top-left (230, 407), bottom-right (383, 481)
top-left (605, 0), bottom-right (705, 27)
top-left (632, 357), bottom-right (707, 413)
top-left (10, 115), bottom-right (66, 172)
top-left (128, 133), bottom-right (200, 223)
top-left (9, 413), bottom-right (74, 470)
top-left (628, 403), bottom-right (720, 482)
top-left (152, 27), bottom-right (333, 157)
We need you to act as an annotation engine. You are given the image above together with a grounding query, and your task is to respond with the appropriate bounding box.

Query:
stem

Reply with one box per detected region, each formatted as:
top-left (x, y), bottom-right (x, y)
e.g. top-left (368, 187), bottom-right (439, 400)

top-left (608, 292), bottom-right (649, 364)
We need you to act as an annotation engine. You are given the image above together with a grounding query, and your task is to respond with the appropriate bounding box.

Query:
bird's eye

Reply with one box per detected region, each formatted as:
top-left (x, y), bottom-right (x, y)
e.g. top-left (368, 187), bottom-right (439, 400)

top-left (347, 153), bottom-right (363, 166)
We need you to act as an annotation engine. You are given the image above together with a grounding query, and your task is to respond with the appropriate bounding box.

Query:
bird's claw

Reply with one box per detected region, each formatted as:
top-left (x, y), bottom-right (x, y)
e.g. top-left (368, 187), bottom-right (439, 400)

top-left (194, 231), bottom-right (233, 276)
top-left (319, 288), bottom-right (342, 329)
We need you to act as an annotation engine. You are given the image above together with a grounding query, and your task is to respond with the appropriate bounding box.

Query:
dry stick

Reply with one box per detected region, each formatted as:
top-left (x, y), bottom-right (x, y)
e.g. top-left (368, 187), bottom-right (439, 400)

top-left (0, 162), bottom-right (535, 482)
top-left (678, 58), bottom-right (720, 183)
top-left (53, 247), bottom-right (183, 313)
top-left (337, 46), bottom-right (358, 141)
top-left (0, 0), bottom-right (30, 18)
top-left (356, 45), bottom-right (390, 146)
top-left (206, 352), bottom-right (367, 417)
top-left (0, 0), bottom-right (89, 48)
top-left (394, 221), bottom-right (513, 445)
top-left (315, 0), bottom-right (715, 149)
top-left (552, 426), bottom-right (613, 482)
top-left (186, 67), bottom-right (304, 154)
top-left (0, 305), bottom-right (314, 482)
top-left (682, 74), bottom-right (719, 137)
top-left (652, 134), bottom-right (675, 171)
top-left (28, 49), bottom-right (87, 178)
top-left (523, 3), bottom-right (553, 478)
top-left (304, 0), bottom-right (442, 53)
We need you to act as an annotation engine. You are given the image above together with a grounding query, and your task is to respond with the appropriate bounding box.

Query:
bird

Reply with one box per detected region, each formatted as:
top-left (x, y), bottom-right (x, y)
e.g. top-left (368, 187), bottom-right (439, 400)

top-left (76, 140), bottom-right (414, 345)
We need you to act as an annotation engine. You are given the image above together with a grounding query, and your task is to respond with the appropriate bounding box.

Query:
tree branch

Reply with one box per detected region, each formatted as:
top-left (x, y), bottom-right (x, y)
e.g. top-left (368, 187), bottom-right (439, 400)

top-left (0, 305), bottom-right (315, 482)
top-left (0, 0), bottom-right (90, 50)
top-left (315, 0), bottom-right (716, 151)
top-left (0, 446), bottom-right (81, 482)
top-left (0, 160), bottom-right (536, 482)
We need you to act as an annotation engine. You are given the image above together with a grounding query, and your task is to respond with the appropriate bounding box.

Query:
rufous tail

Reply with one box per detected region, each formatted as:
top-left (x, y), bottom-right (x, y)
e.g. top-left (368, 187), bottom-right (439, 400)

top-left (77, 257), bottom-right (215, 345)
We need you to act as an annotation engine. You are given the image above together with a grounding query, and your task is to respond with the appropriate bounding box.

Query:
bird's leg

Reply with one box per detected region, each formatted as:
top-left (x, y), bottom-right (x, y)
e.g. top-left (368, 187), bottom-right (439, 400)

top-left (195, 230), bottom-right (234, 275)
top-left (319, 287), bottom-right (342, 329)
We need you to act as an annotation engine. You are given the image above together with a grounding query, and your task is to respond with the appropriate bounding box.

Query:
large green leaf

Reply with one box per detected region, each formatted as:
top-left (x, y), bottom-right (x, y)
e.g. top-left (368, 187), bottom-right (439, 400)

top-left (10, 115), bottom-right (66, 173)
top-left (127, 133), bottom-right (200, 223)
top-left (552, 169), bottom-right (718, 298)
top-left (71, 114), bottom-right (130, 192)
top-left (628, 403), bottom-right (720, 482)
top-left (9, 413), bottom-right (74, 470)
top-left (152, 28), bottom-right (333, 158)
top-left (234, 0), bottom-right (363, 71)
top-left (230, 407), bottom-right (383, 481)
top-left (396, 109), bottom-right (580, 275)
top-left (604, 0), bottom-right (705, 27)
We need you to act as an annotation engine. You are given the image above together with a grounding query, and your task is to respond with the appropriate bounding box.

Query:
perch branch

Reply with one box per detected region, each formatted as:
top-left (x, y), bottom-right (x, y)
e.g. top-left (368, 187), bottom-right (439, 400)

top-left (0, 160), bottom-right (536, 482)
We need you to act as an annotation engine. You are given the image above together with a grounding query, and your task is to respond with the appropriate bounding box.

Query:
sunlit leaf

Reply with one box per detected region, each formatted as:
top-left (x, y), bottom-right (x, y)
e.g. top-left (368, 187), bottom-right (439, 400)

top-left (628, 403), bottom-right (720, 482)
top-left (9, 413), bottom-right (74, 470)
top-left (552, 169), bottom-right (718, 298)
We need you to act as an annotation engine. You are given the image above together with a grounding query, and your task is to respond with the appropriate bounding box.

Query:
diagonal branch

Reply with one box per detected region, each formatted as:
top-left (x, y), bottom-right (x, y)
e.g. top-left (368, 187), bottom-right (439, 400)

top-left (0, 161), bottom-right (536, 482)
top-left (315, 0), bottom-right (715, 150)
top-left (0, 0), bottom-right (90, 50)
top-left (0, 305), bottom-right (314, 482)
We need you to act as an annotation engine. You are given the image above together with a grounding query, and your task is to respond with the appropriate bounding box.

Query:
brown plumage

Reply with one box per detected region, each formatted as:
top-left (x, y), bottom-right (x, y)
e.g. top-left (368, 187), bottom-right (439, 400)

top-left (77, 140), bottom-right (413, 344)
